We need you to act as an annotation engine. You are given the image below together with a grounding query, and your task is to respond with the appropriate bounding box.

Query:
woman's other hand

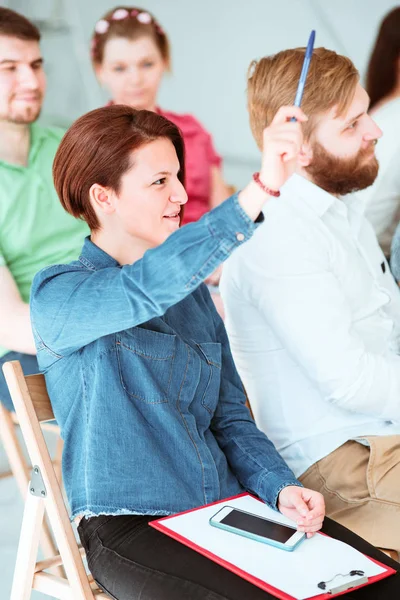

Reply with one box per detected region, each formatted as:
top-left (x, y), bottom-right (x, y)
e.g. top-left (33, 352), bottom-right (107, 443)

top-left (277, 485), bottom-right (325, 538)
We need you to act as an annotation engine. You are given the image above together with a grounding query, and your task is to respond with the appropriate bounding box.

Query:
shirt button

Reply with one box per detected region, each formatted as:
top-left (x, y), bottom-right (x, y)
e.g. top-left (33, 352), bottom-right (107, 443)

top-left (236, 233), bottom-right (245, 242)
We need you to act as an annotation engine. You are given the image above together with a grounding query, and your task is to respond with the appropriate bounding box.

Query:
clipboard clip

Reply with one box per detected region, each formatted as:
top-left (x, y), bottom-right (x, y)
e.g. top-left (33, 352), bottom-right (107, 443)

top-left (318, 570), bottom-right (368, 594)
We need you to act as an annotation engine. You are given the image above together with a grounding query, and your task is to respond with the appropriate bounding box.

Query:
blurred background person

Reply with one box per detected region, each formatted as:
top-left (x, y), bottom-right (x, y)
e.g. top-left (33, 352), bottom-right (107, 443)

top-left (0, 7), bottom-right (88, 411)
top-left (356, 7), bottom-right (400, 259)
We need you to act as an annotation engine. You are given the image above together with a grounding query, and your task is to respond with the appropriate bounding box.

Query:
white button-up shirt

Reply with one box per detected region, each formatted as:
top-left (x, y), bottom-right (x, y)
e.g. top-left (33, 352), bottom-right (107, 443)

top-left (354, 98), bottom-right (400, 256)
top-left (221, 173), bottom-right (400, 477)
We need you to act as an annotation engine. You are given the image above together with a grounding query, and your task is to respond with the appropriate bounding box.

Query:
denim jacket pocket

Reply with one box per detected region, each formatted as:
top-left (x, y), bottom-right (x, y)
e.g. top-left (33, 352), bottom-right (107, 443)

top-left (117, 327), bottom-right (176, 404)
top-left (195, 342), bottom-right (222, 414)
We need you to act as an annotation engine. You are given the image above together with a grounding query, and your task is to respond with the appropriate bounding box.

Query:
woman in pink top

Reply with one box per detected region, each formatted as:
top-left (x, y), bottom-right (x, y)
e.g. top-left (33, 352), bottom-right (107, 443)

top-left (90, 5), bottom-right (231, 225)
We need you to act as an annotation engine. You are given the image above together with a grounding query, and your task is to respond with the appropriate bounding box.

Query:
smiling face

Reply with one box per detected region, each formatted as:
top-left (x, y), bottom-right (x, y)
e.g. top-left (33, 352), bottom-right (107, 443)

top-left (95, 36), bottom-right (166, 111)
top-left (0, 35), bottom-right (45, 123)
top-left (303, 83), bottom-right (382, 195)
top-left (90, 137), bottom-right (188, 251)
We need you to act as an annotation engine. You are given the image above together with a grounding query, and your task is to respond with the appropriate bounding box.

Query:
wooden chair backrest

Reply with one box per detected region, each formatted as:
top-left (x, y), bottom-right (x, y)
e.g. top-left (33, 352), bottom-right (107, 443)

top-left (2, 360), bottom-right (108, 599)
top-left (24, 373), bottom-right (54, 423)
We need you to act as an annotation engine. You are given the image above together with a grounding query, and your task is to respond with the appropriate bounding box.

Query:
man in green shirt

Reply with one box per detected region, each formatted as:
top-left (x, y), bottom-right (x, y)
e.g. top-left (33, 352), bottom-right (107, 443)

top-left (0, 8), bottom-right (88, 410)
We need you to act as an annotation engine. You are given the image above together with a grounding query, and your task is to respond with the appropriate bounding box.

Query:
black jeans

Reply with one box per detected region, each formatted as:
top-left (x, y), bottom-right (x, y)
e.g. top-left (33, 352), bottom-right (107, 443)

top-left (78, 513), bottom-right (400, 600)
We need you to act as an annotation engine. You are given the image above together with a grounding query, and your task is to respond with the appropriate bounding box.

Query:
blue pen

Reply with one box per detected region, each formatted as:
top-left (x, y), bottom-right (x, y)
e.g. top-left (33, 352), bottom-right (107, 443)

top-left (291, 30), bottom-right (315, 121)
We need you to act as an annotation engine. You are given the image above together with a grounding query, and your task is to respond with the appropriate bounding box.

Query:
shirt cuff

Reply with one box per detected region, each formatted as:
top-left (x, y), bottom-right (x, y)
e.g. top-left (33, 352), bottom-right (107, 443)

top-left (205, 193), bottom-right (264, 249)
top-left (258, 469), bottom-right (303, 510)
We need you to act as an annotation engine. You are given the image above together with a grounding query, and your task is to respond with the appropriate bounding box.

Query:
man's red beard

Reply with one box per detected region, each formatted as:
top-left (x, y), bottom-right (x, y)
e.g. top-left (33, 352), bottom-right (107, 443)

top-left (305, 140), bottom-right (379, 196)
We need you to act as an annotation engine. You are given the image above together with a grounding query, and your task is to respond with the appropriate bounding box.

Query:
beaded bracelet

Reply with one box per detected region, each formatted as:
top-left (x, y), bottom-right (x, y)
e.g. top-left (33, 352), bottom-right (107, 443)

top-left (252, 172), bottom-right (280, 197)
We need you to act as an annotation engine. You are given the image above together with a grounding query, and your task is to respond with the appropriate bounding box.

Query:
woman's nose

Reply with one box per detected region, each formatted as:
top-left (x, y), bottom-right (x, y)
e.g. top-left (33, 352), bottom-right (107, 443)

top-left (127, 67), bottom-right (142, 85)
top-left (170, 181), bottom-right (188, 205)
top-left (169, 192), bottom-right (188, 206)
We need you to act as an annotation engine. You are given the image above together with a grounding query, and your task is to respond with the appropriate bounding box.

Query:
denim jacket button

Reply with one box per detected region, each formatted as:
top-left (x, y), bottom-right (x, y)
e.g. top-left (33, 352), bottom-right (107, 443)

top-left (236, 232), bottom-right (245, 242)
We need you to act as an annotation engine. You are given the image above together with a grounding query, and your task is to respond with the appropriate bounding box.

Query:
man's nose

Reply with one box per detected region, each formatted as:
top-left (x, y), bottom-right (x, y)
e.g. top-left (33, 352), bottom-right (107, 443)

top-left (18, 66), bottom-right (40, 90)
top-left (364, 116), bottom-right (382, 141)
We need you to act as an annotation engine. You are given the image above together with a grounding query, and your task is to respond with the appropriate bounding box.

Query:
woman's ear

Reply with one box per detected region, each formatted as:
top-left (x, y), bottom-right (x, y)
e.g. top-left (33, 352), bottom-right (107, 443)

top-left (89, 183), bottom-right (115, 216)
top-left (163, 57), bottom-right (171, 73)
top-left (93, 63), bottom-right (105, 85)
top-left (298, 140), bottom-right (313, 168)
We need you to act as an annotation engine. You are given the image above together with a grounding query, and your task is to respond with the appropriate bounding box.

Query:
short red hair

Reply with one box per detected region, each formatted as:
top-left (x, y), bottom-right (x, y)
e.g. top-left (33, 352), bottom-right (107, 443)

top-left (53, 105), bottom-right (185, 230)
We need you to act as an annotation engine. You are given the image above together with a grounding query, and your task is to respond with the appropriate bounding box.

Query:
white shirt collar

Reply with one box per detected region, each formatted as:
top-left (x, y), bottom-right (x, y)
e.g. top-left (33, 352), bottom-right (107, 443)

top-left (280, 173), bottom-right (366, 236)
top-left (281, 173), bottom-right (336, 217)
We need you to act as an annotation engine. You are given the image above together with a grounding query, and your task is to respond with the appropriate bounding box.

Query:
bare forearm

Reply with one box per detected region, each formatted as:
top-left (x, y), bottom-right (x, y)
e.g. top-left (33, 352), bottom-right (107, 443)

top-left (238, 180), bottom-right (274, 221)
top-left (0, 302), bottom-right (36, 355)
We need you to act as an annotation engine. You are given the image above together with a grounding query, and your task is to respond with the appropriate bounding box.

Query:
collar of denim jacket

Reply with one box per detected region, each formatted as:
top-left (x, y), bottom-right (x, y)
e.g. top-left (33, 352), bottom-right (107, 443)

top-left (78, 236), bottom-right (120, 271)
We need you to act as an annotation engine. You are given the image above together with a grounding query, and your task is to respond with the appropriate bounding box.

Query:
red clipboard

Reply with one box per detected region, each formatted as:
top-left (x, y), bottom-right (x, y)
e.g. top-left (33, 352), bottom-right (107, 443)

top-left (150, 493), bottom-right (396, 600)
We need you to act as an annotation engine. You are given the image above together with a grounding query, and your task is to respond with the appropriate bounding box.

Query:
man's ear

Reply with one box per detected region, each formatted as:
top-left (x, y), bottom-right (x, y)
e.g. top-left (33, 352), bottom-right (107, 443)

top-left (298, 140), bottom-right (313, 167)
top-left (89, 183), bottom-right (115, 216)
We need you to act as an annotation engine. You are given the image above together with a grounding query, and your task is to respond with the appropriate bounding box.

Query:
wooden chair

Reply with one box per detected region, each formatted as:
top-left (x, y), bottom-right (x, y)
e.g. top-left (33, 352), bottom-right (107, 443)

top-left (0, 402), bottom-right (62, 494)
top-left (0, 399), bottom-right (63, 565)
top-left (2, 360), bottom-right (110, 599)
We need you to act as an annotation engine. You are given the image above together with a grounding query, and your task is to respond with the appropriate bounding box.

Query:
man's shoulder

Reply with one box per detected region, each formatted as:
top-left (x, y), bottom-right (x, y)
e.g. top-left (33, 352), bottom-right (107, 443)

top-left (223, 194), bottom-right (332, 286)
top-left (238, 196), bottom-right (322, 253)
top-left (33, 123), bottom-right (66, 147)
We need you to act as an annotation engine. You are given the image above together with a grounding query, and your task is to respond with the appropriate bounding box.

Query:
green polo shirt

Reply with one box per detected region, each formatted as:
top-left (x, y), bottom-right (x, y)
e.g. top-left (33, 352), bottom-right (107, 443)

top-left (0, 123), bottom-right (89, 357)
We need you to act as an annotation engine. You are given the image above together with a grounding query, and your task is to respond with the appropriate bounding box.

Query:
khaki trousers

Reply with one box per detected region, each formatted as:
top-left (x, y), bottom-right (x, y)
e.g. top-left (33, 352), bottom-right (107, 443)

top-left (299, 435), bottom-right (400, 552)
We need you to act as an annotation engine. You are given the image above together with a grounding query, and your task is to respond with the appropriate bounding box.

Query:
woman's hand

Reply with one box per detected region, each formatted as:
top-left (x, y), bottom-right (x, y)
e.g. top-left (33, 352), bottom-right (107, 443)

top-left (277, 485), bottom-right (325, 538)
top-left (238, 106), bottom-right (307, 221)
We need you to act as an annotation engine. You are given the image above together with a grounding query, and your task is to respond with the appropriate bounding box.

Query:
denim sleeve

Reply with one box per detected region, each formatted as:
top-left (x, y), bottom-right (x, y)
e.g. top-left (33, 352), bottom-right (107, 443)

top-left (205, 289), bottom-right (302, 509)
top-left (391, 224), bottom-right (400, 281)
top-left (31, 194), bottom-right (260, 356)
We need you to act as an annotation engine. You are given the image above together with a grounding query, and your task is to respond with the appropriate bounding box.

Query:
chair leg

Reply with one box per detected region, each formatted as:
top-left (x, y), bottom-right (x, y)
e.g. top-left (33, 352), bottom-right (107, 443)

top-left (12, 491), bottom-right (65, 596)
top-left (0, 404), bottom-right (64, 576)
top-left (0, 403), bottom-right (29, 496)
top-left (11, 489), bottom-right (45, 600)
top-left (53, 436), bottom-right (64, 484)
top-left (41, 512), bottom-right (65, 578)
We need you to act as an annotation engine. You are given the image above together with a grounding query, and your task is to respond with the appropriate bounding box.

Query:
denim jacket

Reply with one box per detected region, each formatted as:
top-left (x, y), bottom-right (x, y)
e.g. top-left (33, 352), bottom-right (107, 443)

top-left (31, 195), bottom-right (301, 520)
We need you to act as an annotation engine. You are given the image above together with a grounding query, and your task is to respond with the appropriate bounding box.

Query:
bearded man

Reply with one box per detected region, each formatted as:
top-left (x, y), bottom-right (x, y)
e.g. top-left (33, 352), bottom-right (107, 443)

top-left (221, 47), bottom-right (400, 554)
top-left (0, 8), bottom-right (88, 410)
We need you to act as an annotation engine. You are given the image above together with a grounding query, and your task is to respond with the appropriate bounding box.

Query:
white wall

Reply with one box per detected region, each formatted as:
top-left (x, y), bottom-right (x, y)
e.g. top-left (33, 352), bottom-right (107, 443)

top-left (7, 0), bottom-right (400, 186)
